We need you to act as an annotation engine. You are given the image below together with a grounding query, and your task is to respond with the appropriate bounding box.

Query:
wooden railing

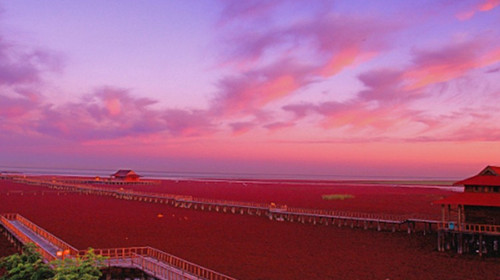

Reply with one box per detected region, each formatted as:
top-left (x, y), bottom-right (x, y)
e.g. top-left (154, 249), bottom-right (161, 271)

top-left (1, 213), bottom-right (237, 279)
top-left (80, 247), bottom-right (236, 280)
top-left (438, 222), bottom-right (500, 234)
top-left (463, 223), bottom-right (500, 234)
top-left (0, 214), bottom-right (56, 262)
top-left (188, 197), bottom-right (268, 209)
top-left (14, 177), bottom-right (413, 223)
top-left (286, 207), bottom-right (406, 222)
top-left (14, 214), bottom-right (79, 256)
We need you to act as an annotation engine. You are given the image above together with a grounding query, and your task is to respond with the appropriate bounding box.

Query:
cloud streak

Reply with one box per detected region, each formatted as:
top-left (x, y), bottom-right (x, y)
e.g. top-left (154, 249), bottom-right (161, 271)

top-left (282, 34), bottom-right (500, 141)
top-left (2, 1), bottom-right (500, 148)
top-left (456, 0), bottom-right (500, 20)
top-left (213, 3), bottom-right (397, 116)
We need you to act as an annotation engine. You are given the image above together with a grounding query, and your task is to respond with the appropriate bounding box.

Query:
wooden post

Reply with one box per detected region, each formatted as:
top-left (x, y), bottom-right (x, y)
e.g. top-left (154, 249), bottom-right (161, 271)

top-left (441, 205), bottom-right (445, 224)
top-left (479, 234), bottom-right (483, 257)
top-left (457, 205), bottom-right (462, 231)
top-left (437, 230), bottom-right (442, 251)
top-left (457, 233), bottom-right (463, 254)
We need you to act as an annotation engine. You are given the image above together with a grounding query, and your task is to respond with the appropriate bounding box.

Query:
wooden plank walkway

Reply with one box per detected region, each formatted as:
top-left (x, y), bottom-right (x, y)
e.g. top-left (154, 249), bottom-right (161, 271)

top-left (9, 220), bottom-right (61, 258)
top-left (0, 213), bottom-right (237, 280)
top-left (8, 176), bottom-right (442, 234)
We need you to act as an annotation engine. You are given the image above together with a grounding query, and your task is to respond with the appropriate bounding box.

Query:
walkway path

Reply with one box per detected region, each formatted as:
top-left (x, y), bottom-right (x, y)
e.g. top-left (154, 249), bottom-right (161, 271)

top-left (0, 213), bottom-right (236, 280)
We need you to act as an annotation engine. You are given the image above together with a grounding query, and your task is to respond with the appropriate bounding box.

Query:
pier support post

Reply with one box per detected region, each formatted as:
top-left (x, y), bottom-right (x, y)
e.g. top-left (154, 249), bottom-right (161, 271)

top-left (457, 233), bottom-right (463, 254)
top-left (479, 234), bottom-right (483, 257)
top-left (437, 230), bottom-right (442, 251)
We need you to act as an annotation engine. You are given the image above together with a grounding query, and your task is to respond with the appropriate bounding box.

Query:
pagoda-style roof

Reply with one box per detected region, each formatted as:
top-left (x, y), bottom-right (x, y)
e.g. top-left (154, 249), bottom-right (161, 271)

top-left (434, 192), bottom-right (500, 207)
top-left (111, 169), bottom-right (140, 178)
top-left (453, 165), bottom-right (500, 186)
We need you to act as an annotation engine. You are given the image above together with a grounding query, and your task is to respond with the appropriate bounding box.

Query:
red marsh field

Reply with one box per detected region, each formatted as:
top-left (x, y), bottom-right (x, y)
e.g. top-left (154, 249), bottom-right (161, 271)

top-left (1, 178), bottom-right (499, 280)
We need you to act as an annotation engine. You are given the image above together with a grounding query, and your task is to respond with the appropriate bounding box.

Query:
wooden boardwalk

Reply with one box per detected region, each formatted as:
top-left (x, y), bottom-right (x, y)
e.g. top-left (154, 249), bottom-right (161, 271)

top-left (9, 220), bottom-right (61, 258)
top-left (0, 213), bottom-right (236, 280)
top-left (5, 176), bottom-right (442, 234)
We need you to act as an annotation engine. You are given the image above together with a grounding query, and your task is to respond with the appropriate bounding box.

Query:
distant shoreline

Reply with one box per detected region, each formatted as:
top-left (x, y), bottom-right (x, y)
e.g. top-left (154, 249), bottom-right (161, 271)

top-left (1, 170), bottom-right (462, 192)
top-left (0, 166), bottom-right (461, 183)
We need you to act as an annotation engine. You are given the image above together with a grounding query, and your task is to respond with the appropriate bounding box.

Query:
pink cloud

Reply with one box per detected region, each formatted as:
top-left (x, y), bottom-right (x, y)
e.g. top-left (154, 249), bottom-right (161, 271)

top-left (281, 66), bottom-right (437, 134)
top-left (320, 47), bottom-right (375, 77)
top-left (282, 103), bottom-right (317, 119)
top-left (217, 0), bottom-right (283, 26)
top-left (221, 11), bottom-right (393, 70)
top-left (404, 41), bottom-right (500, 90)
top-left (316, 101), bottom-right (412, 130)
top-left (28, 87), bottom-right (216, 141)
top-left (264, 121), bottom-right (295, 131)
top-left (479, 0), bottom-right (500, 10)
top-left (456, 0), bottom-right (500, 20)
top-left (212, 59), bottom-right (314, 115)
top-left (163, 109), bottom-right (215, 137)
top-left (0, 39), bottom-right (62, 86)
top-left (357, 69), bottom-right (417, 102)
top-left (213, 10), bottom-right (397, 117)
top-left (229, 121), bottom-right (255, 135)
top-left (0, 91), bottom-right (39, 118)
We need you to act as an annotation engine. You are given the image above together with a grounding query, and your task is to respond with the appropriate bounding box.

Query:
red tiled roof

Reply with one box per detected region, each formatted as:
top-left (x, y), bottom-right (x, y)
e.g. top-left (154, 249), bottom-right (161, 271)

top-left (453, 174), bottom-right (500, 186)
top-left (453, 166), bottom-right (500, 186)
top-left (112, 170), bottom-right (140, 177)
top-left (487, 166), bottom-right (500, 175)
top-left (434, 192), bottom-right (500, 207)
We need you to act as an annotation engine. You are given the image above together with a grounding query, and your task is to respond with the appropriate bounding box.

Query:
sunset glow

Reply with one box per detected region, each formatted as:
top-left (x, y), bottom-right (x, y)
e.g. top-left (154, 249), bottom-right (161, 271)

top-left (1, 0), bottom-right (499, 178)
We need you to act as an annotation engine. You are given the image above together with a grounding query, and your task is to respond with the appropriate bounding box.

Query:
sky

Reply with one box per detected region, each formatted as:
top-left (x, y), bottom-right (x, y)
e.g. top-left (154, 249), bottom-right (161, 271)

top-left (1, 0), bottom-right (500, 179)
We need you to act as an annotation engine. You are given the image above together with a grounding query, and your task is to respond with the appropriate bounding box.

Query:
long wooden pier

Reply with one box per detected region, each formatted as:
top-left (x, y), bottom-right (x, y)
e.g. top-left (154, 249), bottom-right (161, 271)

top-left (6, 176), bottom-right (441, 234)
top-left (0, 213), bottom-right (236, 280)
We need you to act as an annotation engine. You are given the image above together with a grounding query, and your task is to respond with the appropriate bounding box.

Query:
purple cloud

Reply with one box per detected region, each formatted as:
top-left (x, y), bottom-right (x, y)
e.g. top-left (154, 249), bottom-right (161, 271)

top-left (0, 91), bottom-right (39, 118)
top-left (163, 109), bottom-right (215, 137)
top-left (282, 103), bottom-right (318, 119)
top-left (212, 58), bottom-right (315, 116)
top-left (31, 87), bottom-right (216, 141)
top-left (264, 121), bottom-right (295, 131)
top-left (404, 39), bottom-right (500, 90)
top-left (229, 121), bottom-right (255, 135)
top-left (0, 39), bottom-right (62, 86)
top-left (212, 3), bottom-right (398, 118)
top-left (218, 0), bottom-right (284, 26)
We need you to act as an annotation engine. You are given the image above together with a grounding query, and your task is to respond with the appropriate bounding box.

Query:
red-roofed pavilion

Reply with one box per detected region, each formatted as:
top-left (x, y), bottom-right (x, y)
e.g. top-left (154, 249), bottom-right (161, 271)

top-left (111, 169), bottom-right (141, 182)
top-left (434, 166), bottom-right (500, 256)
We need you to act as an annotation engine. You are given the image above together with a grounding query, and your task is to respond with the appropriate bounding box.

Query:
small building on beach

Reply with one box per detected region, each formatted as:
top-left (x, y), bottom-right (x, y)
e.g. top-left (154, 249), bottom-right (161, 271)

top-left (434, 166), bottom-right (500, 256)
top-left (111, 170), bottom-right (141, 182)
